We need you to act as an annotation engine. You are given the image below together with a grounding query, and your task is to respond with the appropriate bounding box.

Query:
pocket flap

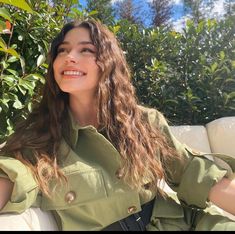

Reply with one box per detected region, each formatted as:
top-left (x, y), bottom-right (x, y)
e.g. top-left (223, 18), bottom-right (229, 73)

top-left (152, 195), bottom-right (184, 218)
top-left (41, 169), bottom-right (107, 210)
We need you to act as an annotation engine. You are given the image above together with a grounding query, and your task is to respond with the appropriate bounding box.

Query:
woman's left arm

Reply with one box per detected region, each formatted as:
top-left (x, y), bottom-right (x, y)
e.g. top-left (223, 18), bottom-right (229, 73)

top-left (209, 177), bottom-right (235, 215)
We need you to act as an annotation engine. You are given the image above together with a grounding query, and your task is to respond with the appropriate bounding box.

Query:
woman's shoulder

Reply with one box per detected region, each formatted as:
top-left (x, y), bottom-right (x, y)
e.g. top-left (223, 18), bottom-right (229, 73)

top-left (137, 105), bottom-right (168, 128)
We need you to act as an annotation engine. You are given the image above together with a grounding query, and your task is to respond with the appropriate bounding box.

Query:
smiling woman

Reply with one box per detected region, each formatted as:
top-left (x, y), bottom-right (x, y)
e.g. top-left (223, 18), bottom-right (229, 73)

top-left (0, 18), bottom-right (235, 231)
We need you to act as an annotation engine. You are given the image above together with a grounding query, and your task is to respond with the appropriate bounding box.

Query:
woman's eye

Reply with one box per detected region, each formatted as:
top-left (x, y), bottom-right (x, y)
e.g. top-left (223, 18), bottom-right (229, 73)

top-left (81, 48), bottom-right (95, 53)
top-left (57, 48), bottom-right (68, 54)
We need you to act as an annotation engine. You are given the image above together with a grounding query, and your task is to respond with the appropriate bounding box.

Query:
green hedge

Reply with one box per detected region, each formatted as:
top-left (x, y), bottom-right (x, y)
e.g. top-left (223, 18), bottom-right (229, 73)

top-left (116, 18), bottom-right (235, 125)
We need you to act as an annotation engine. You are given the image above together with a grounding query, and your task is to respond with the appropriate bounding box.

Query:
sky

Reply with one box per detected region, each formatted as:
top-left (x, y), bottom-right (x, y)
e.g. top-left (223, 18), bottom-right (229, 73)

top-left (79, 0), bottom-right (230, 31)
top-left (170, 0), bottom-right (228, 31)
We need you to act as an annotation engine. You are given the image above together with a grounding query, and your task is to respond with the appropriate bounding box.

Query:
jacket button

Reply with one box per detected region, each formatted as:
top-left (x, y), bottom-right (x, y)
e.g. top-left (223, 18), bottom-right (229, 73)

top-left (65, 191), bottom-right (76, 204)
top-left (115, 169), bottom-right (123, 179)
top-left (127, 206), bottom-right (137, 214)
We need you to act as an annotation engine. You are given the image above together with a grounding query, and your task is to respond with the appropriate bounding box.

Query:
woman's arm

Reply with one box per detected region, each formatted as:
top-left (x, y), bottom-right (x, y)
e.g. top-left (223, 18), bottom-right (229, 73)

top-left (147, 107), bottom-right (235, 212)
top-left (0, 177), bottom-right (13, 210)
top-left (209, 177), bottom-right (235, 215)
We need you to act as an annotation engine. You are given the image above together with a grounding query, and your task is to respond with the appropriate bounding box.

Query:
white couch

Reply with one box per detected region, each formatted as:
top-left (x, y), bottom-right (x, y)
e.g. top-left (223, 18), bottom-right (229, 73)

top-left (0, 116), bottom-right (235, 230)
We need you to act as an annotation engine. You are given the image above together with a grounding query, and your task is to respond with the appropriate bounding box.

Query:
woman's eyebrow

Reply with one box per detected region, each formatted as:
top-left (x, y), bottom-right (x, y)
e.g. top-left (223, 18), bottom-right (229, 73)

top-left (78, 41), bottom-right (94, 45)
top-left (60, 41), bottom-right (94, 46)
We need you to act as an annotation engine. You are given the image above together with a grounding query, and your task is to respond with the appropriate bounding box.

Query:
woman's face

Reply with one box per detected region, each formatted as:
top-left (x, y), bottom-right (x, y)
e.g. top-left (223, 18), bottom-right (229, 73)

top-left (53, 27), bottom-right (100, 97)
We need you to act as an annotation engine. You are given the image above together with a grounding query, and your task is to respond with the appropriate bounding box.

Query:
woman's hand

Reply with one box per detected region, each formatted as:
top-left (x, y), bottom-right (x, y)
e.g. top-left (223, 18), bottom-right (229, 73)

top-left (209, 177), bottom-right (235, 215)
top-left (0, 177), bottom-right (13, 210)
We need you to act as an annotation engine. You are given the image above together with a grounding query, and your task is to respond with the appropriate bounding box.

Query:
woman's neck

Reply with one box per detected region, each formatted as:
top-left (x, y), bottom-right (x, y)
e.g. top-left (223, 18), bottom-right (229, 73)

top-left (69, 94), bottom-right (98, 128)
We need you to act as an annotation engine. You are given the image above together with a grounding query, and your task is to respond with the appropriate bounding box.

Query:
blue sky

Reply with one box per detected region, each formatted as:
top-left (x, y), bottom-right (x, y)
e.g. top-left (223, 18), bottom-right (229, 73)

top-left (79, 0), bottom-right (185, 20)
top-left (79, 0), bottom-right (229, 31)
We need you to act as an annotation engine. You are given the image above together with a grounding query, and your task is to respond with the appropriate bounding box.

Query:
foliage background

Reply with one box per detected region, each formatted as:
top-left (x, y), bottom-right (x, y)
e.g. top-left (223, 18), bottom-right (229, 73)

top-left (0, 0), bottom-right (234, 142)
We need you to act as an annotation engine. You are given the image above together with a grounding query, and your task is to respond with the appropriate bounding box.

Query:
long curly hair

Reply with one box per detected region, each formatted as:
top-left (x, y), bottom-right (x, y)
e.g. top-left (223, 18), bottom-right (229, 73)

top-left (1, 19), bottom-right (179, 197)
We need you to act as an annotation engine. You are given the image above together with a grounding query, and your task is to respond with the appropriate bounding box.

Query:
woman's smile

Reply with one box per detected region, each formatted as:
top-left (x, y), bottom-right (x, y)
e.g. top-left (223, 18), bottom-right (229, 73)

top-left (62, 69), bottom-right (86, 78)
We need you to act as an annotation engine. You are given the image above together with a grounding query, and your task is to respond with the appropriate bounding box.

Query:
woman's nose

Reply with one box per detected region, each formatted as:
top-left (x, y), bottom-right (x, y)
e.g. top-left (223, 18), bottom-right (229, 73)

top-left (65, 52), bottom-right (78, 64)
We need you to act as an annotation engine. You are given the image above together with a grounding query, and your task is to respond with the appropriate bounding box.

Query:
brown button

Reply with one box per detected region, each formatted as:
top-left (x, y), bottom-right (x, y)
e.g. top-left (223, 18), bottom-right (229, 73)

top-left (115, 169), bottom-right (122, 179)
top-left (65, 191), bottom-right (76, 204)
top-left (143, 182), bottom-right (151, 190)
top-left (127, 206), bottom-right (137, 214)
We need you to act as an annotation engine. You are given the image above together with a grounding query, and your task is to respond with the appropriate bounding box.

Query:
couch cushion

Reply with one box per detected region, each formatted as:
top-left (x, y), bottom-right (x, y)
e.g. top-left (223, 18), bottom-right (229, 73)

top-left (0, 208), bottom-right (58, 230)
top-left (206, 117), bottom-right (235, 158)
top-left (169, 125), bottom-right (211, 154)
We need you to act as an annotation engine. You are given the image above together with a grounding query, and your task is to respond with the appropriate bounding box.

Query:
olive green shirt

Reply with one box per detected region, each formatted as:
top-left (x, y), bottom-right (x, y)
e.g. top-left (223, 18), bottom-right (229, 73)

top-left (0, 106), bottom-right (235, 230)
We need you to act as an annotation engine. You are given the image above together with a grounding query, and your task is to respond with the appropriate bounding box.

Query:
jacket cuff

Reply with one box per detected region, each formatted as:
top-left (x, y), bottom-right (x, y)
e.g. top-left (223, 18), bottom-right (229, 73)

top-left (177, 156), bottom-right (227, 209)
top-left (0, 156), bottom-right (39, 213)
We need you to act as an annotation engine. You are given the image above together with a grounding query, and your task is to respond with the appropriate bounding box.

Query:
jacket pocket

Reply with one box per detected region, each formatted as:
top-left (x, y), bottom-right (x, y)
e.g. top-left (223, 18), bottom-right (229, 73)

top-left (147, 195), bottom-right (191, 231)
top-left (41, 168), bottom-right (107, 210)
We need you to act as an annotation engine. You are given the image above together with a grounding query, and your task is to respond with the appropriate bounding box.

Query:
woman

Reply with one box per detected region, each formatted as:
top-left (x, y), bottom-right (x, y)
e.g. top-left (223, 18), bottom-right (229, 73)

top-left (0, 19), bottom-right (235, 231)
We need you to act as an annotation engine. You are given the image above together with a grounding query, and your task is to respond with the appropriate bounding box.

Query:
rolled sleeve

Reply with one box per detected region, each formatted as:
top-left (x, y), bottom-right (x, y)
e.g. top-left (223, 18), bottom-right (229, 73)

top-left (0, 156), bottom-right (39, 213)
top-left (177, 156), bottom-right (227, 208)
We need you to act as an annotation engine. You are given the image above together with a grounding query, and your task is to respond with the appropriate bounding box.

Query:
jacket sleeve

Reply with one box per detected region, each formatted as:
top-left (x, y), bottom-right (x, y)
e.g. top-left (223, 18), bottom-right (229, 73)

top-left (0, 156), bottom-right (39, 214)
top-left (145, 107), bottom-right (235, 209)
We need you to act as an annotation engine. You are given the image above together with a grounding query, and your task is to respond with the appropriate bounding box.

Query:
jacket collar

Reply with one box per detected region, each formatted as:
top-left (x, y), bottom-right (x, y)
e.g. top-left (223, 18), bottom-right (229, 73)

top-left (66, 108), bottom-right (99, 149)
top-left (67, 108), bottom-right (80, 149)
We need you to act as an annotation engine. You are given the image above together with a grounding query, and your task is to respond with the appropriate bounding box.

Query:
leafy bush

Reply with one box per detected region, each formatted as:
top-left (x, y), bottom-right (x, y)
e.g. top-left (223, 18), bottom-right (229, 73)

top-left (116, 18), bottom-right (235, 125)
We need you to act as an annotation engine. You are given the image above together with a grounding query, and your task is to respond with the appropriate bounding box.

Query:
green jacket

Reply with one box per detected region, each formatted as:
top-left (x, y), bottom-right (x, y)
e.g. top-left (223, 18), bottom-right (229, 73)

top-left (0, 106), bottom-right (234, 230)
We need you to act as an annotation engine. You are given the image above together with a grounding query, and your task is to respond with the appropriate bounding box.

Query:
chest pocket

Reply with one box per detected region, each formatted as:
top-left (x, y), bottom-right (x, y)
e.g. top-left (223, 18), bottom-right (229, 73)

top-left (41, 168), bottom-right (107, 210)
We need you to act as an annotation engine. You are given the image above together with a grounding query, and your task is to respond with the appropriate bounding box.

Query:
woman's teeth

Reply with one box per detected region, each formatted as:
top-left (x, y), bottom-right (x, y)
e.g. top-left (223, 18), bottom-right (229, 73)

top-left (63, 71), bottom-right (84, 76)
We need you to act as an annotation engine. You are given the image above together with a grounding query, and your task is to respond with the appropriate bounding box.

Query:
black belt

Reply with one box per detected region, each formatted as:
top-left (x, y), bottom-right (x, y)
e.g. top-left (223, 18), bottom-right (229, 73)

top-left (103, 198), bottom-right (155, 231)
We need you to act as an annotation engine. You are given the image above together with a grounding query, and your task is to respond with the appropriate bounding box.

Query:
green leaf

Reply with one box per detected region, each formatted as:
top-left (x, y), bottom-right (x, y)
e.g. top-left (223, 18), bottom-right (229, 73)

top-left (1, 60), bottom-right (8, 69)
top-left (6, 118), bottom-right (14, 135)
top-left (213, 77), bottom-right (223, 82)
top-left (2, 75), bottom-right (16, 83)
top-left (1, 98), bottom-right (9, 109)
top-left (20, 56), bottom-right (25, 75)
top-left (0, 0), bottom-right (34, 14)
top-left (7, 56), bottom-right (18, 63)
top-left (220, 51), bottom-right (225, 60)
top-left (224, 79), bottom-right (235, 84)
top-left (0, 19), bottom-right (5, 31)
top-left (29, 73), bottom-right (45, 84)
top-left (211, 62), bottom-right (218, 73)
top-left (19, 78), bottom-right (36, 92)
top-left (0, 7), bottom-right (12, 21)
top-left (112, 25), bottom-right (120, 34)
top-left (0, 46), bottom-right (19, 58)
top-left (232, 60), bottom-right (235, 68)
top-left (13, 99), bottom-right (23, 109)
top-left (27, 102), bottom-right (32, 112)
top-left (227, 92), bottom-right (235, 100)
top-left (18, 84), bottom-right (26, 95)
top-left (0, 37), bottom-right (7, 48)
top-left (5, 47), bottom-right (20, 58)
top-left (37, 54), bottom-right (46, 67)
top-left (6, 68), bottom-right (18, 76)
top-left (164, 99), bottom-right (178, 105)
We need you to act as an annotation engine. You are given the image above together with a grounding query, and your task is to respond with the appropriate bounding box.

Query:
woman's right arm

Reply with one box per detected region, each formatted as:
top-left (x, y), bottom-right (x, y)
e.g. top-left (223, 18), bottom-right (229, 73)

top-left (0, 156), bottom-right (39, 214)
top-left (0, 177), bottom-right (13, 210)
